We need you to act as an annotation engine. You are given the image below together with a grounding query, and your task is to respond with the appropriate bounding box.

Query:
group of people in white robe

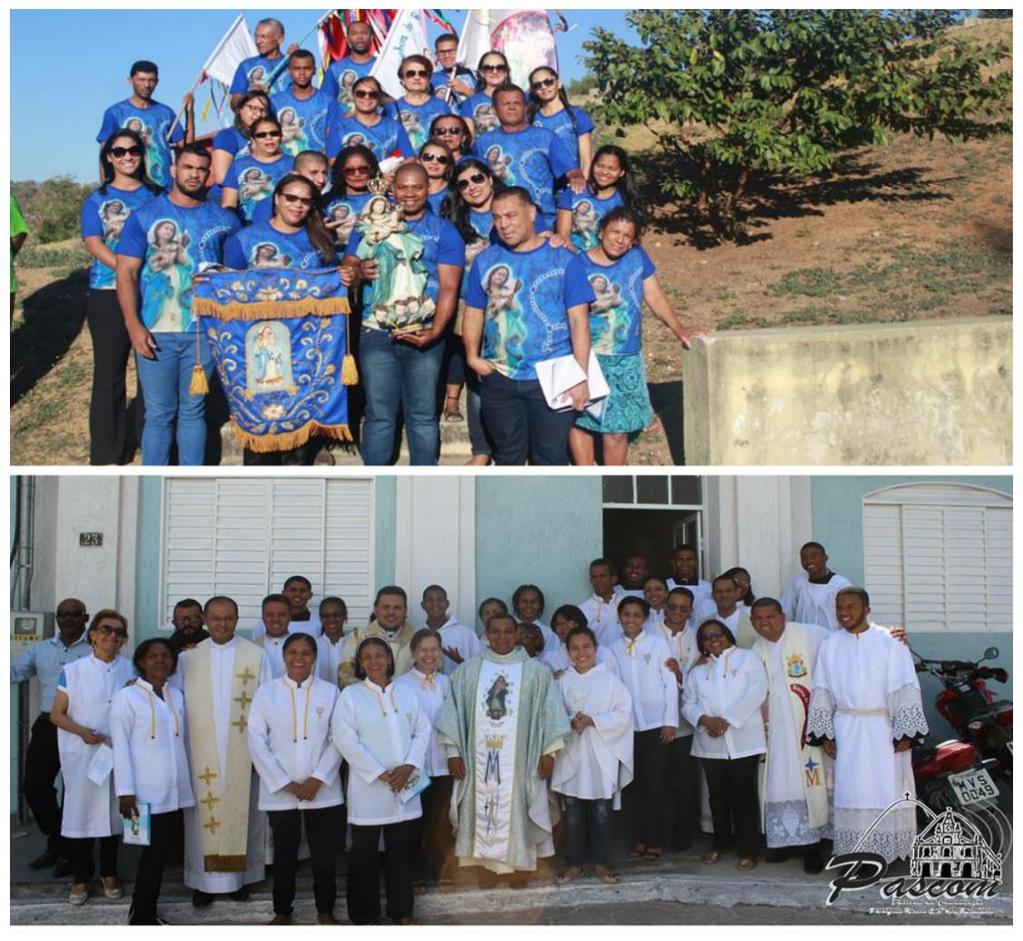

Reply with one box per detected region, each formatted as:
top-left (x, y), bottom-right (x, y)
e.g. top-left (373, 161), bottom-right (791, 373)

top-left (39, 540), bottom-right (929, 924)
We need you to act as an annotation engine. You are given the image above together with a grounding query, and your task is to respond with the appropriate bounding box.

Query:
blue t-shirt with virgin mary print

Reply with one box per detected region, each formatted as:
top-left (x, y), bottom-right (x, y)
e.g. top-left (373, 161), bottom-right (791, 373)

top-left (464, 241), bottom-right (595, 380)
top-left (387, 95), bottom-right (453, 153)
top-left (97, 99), bottom-right (184, 191)
top-left (222, 153), bottom-right (295, 223)
top-left (555, 187), bottom-right (625, 251)
top-left (532, 106), bottom-right (596, 170)
top-left (116, 194), bottom-right (240, 333)
top-left (229, 54), bottom-right (292, 97)
top-left (80, 184), bottom-right (160, 289)
top-left (578, 246), bottom-right (656, 356)
top-left (223, 221), bottom-right (327, 271)
top-left (325, 115), bottom-right (415, 163)
top-left (320, 57), bottom-right (377, 116)
top-left (323, 192), bottom-right (374, 252)
top-left (270, 87), bottom-right (337, 158)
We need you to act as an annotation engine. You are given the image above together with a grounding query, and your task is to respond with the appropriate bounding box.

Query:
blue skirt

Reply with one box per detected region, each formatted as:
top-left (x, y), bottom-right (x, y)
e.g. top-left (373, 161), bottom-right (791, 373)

top-left (575, 352), bottom-right (654, 435)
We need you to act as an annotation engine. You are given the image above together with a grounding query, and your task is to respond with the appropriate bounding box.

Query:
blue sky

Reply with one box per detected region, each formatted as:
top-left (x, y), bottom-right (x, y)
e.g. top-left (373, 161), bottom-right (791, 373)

top-left (10, 8), bottom-right (635, 183)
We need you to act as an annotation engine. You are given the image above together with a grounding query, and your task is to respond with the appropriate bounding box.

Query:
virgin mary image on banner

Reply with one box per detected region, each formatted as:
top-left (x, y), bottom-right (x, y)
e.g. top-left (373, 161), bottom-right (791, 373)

top-left (246, 321), bottom-right (293, 394)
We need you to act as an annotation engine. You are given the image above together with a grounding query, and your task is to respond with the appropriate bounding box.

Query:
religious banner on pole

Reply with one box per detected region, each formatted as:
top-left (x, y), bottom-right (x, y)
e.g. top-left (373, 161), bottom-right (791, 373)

top-left (458, 9), bottom-right (562, 90)
top-left (194, 268), bottom-right (356, 451)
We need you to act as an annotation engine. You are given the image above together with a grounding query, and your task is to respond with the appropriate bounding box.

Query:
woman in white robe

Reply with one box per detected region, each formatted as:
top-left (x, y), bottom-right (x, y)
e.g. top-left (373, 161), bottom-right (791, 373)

top-left (110, 637), bottom-right (193, 924)
top-left (332, 637), bottom-right (430, 924)
top-left (248, 632), bottom-right (344, 925)
top-left (395, 629), bottom-right (455, 890)
top-left (551, 625), bottom-right (633, 885)
top-left (51, 610), bottom-right (136, 905)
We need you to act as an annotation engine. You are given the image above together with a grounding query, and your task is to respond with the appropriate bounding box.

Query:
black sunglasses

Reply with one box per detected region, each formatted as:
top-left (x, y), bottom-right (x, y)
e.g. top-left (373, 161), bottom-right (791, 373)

top-left (253, 130), bottom-right (281, 139)
top-left (111, 145), bottom-right (144, 158)
top-left (422, 153), bottom-right (451, 165)
top-left (433, 126), bottom-right (463, 136)
top-left (354, 89), bottom-right (380, 99)
top-left (481, 63), bottom-right (507, 73)
top-left (280, 192), bottom-right (314, 207)
top-left (403, 69), bottom-right (430, 79)
top-left (531, 77), bottom-right (557, 90)
top-left (457, 172), bottom-right (488, 190)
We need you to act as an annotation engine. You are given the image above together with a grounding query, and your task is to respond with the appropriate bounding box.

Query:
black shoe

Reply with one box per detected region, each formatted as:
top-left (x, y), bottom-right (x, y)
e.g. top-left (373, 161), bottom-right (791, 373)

top-left (229, 886), bottom-right (250, 902)
top-left (52, 858), bottom-right (73, 878)
top-left (763, 849), bottom-right (790, 864)
top-left (803, 851), bottom-right (825, 875)
top-left (192, 890), bottom-right (214, 908)
top-left (29, 850), bottom-right (59, 870)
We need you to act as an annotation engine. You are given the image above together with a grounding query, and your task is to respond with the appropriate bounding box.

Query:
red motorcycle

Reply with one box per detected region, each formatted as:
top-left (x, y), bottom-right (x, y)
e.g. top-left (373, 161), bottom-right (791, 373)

top-left (911, 646), bottom-right (1011, 815)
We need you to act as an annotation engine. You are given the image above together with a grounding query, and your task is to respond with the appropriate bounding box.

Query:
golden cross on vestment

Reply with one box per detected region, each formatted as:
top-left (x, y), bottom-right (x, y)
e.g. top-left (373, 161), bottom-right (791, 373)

top-left (197, 766), bottom-right (218, 787)
top-left (232, 714), bottom-right (248, 734)
top-left (200, 792), bottom-right (220, 812)
top-left (235, 667), bottom-right (257, 686)
top-left (203, 815), bottom-right (221, 834)
top-left (234, 690), bottom-right (253, 711)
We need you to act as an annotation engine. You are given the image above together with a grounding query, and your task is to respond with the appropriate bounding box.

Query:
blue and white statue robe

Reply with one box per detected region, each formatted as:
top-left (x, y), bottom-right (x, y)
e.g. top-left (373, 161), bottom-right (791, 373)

top-left (435, 647), bottom-right (570, 873)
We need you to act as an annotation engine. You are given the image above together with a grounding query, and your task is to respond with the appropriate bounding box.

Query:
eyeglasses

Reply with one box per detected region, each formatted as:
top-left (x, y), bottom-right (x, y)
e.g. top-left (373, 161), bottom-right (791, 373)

top-left (353, 89), bottom-right (380, 99)
top-left (421, 153), bottom-right (451, 165)
top-left (343, 165), bottom-right (372, 176)
top-left (280, 192), bottom-right (313, 207)
top-left (253, 130), bottom-right (282, 139)
top-left (531, 77), bottom-right (557, 90)
top-left (111, 146), bottom-right (144, 158)
top-left (457, 172), bottom-right (488, 190)
top-left (433, 126), bottom-right (463, 136)
top-left (481, 63), bottom-right (507, 73)
top-left (95, 624), bottom-right (129, 639)
top-left (403, 69), bottom-right (430, 79)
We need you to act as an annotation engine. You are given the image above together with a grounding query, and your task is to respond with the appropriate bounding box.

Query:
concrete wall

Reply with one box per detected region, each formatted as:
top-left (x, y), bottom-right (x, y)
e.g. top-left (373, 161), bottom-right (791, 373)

top-left (683, 317), bottom-right (1012, 466)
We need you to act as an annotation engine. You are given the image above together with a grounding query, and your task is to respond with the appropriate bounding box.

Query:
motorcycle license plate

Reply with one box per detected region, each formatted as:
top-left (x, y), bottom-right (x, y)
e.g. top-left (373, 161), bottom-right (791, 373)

top-left (948, 768), bottom-right (999, 805)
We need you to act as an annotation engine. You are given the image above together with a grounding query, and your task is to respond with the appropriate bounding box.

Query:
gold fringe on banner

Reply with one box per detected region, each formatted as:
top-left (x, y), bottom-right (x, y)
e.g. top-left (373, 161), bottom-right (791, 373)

top-left (204, 854), bottom-right (248, 873)
top-left (192, 295), bottom-right (351, 321)
top-left (232, 420), bottom-right (354, 453)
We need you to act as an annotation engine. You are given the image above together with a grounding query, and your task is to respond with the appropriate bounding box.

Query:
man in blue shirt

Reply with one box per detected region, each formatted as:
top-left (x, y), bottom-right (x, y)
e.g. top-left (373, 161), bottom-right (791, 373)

top-left (321, 19), bottom-right (378, 117)
top-left (97, 60), bottom-right (189, 192)
top-left (432, 33), bottom-right (475, 108)
top-left (229, 17), bottom-right (293, 107)
top-left (344, 163), bottom-right (465, 466)
top-left (463, 187), bottom-right (594, 465)
top-left (474, 84), bottom-right (586, 230)
top-left (116, 144), bottom-right (240, 466)
top-left (270, 50), bottom-right (338, 157)
top-left (10, 599), bottom-right (92, 874)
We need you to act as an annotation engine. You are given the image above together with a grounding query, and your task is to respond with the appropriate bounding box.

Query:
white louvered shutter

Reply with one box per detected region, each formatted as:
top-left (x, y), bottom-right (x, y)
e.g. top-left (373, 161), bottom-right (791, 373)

top-left (163, 478), bottom-right (374, 629)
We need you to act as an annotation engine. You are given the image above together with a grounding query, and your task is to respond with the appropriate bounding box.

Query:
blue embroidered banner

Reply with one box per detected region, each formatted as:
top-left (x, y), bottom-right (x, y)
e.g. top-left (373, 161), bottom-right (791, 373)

top-left (193, 267), bottom-right (355, 452)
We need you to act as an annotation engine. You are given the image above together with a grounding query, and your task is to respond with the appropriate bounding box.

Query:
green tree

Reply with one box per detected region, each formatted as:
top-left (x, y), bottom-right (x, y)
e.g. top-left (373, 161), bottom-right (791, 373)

top-left (12, 176), bottom-right (96, 244)
top-left (585, 10), bottom-right (1011, 240)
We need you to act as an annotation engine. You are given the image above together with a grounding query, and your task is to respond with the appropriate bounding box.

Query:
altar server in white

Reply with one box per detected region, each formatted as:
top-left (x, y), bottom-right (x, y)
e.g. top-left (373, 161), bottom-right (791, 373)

top-left (682, 618), bottom-right (768, 871)
top-left (315, 596), bottom-right (349, 685)
top-left (421, 584), bottom-right (482, 675)
top-left (51, 610), bottom-right (136, 905)
top-left (551, 625), bottom-right (633, 885)
top-left (780, 542), bottom-right (852, 633)
top-left (111, 637), bottom-right (194, 924)
top-left (333, 636), bottom-right (430, 925)
top-left (248, 632), bottom-right (344, 925)
top-left (578, 559), bottom-right (626, 647)
top-left (807, 587), bottom-right (927, 863)
top-left (542, 604), bottom-right (618, 679)
top-left (606, 596), bottom-right (677, 861)
top-left (254, 593), bottom-right (294, 679)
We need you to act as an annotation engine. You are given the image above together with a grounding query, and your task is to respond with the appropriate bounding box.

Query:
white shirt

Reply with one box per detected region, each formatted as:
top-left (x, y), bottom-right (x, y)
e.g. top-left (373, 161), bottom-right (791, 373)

top-left (247, 675), bottom-right (344, 811)
top-left (332, 679), bottom-right (430, 825)
top-left (541, 642), bottom-right (618, 679)
top-left (682, 646), bottom-right (768, 760)
top-left (110, 680), bottom-right (194, 815)
top-left (656, 622), bottom-right (701, 736)
top-left (258, 630), bottom-right (294, 679)
top-left (316, 633), bottom-right (346, 685)
top-left (251, 614), bottom-right (322, 642)
top-left (578, 593), bottom-right (624, 648)
top-left (780, 571), bottom-right (852, 632)
top-left (395, 669), bottom-right (450, 777)
top-left (667, 578), bottom-right (712, 611)
top-left (433, 617), bottom-right (482, 675)
top-left (607, 632), bottom-right (678, 731)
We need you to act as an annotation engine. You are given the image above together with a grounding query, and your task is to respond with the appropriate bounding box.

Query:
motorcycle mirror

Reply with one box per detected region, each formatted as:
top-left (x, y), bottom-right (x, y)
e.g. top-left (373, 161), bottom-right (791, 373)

top-left (983, 646), bottom-right (999, 661)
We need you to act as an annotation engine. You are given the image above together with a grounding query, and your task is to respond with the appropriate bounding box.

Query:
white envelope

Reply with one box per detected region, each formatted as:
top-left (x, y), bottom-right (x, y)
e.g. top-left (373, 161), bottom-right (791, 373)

top-left (534, 351), bottom-right (610, 417)
top-left (87, 742), bottom-right (114, 786)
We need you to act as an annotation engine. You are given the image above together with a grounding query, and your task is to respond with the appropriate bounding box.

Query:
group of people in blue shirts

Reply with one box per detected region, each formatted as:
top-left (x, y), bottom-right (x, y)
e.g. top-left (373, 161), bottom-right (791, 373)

top-left (81, 17), bottom-right (700, 468)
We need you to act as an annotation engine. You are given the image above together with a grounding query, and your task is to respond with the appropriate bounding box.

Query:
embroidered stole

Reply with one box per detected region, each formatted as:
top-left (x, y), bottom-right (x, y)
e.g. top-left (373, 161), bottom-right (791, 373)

top-left (472, 658), bottom-right (523, 862)
top-left (754, 623), bottom-right (828, 829)
top-left (185, 640), bottom-right (263, 872)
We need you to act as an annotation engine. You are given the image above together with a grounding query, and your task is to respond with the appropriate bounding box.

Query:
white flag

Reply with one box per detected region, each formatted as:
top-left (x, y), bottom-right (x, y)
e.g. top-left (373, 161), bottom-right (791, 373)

top-left (457, 9), bottom-right (498, 73)
top-left (370, 9), bottom-right (429, 101)
top-left (201, 14), bottom-right (259, 87)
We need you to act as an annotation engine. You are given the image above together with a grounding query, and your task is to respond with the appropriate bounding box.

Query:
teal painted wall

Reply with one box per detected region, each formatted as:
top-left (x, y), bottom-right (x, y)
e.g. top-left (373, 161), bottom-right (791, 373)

top-left (475, 476), bottom-right (603, 632)
top-left (374, 476), bottom-right (396, 589)
top-left (134, 476), bottom-right (164, 643)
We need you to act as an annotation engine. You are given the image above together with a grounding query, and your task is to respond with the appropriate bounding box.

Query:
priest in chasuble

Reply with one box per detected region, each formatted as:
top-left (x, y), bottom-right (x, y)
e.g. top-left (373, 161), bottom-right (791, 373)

top-left (435, 613), bottom-right (570, 876)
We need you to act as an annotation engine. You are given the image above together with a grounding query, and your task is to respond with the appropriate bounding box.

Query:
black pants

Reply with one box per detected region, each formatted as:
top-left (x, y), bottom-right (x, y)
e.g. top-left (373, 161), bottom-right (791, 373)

top-left (70, 834), bottom-right (119, 884)
top-left (348, 819), bottom-right (418, 924)
top-left (701, 755), bottom-right (762, 857)
top-left (664, 734), bottom-right (700, 846)
top-left (415, 777), bottom-right (455, 885)
top-left (130, 810), bottom-right (178, 924)
top-left (631, 729), bottom-right (669, 847)
top-left (268, 805), bottom-right (342, 916)
top-left (24, 713), bottom-right (67, 857)
top-left (86, 289), bottom-right (142, 465)
top-left (479, 371), bottom-right (575, 465)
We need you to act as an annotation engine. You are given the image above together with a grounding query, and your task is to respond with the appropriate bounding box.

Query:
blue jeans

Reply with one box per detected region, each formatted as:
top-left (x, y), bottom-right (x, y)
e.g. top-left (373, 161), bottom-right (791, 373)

top-left (479, 371), bottom-right (575, 465)
top-left (563, 796), bottom-right (612, 867)
top-left (135, 330), bottom-right (213, 466)
top-left (359, 327), bottom-right (444, 466)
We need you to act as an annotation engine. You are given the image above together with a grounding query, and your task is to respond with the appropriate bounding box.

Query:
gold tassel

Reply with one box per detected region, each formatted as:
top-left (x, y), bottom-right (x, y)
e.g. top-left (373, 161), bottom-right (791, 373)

top-left (231, 420), bottom-right (353, 452)
top-left (188, 364), bottom-right (209, 396)
top-left (342, 353), bottom-right (359, 386)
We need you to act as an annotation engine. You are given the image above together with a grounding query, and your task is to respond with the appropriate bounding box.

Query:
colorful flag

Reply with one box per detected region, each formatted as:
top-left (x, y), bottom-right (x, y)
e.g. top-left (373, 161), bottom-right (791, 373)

top-left (370, 8), bottom-right (429, 100)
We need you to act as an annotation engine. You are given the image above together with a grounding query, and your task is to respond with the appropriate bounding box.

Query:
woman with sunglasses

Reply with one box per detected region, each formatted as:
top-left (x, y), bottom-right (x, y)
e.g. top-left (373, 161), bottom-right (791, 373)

top-left (210, 90), bottom-right (272, 199)
top-left (418, 141), bottom-right (455, 215)
top-left (81, 130), bottom-right (162, 466)
top-left (223, 173), bottom-right (340, 467)
top-left (528, 66), bottom-right (595, 178)
top-left (462, 52), bottom-right (511, 137)
top-left (391, 54), bottom-right (452, 153)
top-left (110, 638), bottom-right (192, 924)
top-left (50, 611), bottom-right (136, 906)
top-left (326, 75), bottom-right (415, 165)
top-left (681, 619), bottom-right (768, 872)
top-left (221, 116), bottom-right (294, 223)
top-left (324, 145), bottom-right (381, 253)
top-left (429, 114), bottom-right (471, 161)
top-left (440, 158), bottom-right (504, 461)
